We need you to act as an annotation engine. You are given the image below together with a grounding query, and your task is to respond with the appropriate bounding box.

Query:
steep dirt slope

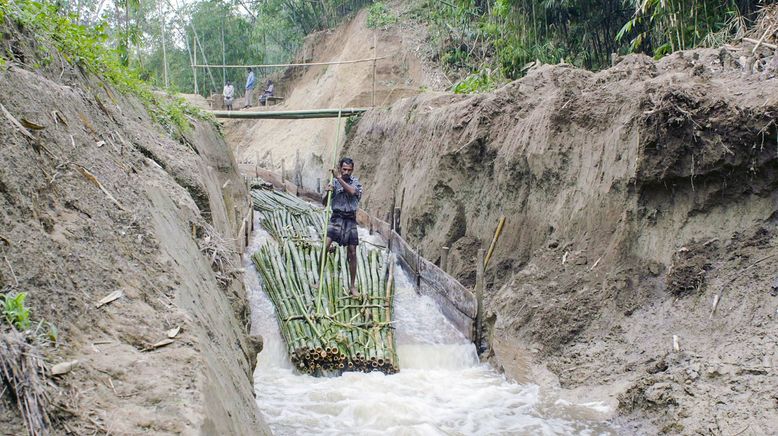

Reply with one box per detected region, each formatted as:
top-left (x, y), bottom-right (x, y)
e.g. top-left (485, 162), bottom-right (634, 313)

top-left (343, 47), bottom-right (778, 434)
top-left (0, 21), bottom-right (267, 435)
top-left (224, 5), bottom-right (446, 189)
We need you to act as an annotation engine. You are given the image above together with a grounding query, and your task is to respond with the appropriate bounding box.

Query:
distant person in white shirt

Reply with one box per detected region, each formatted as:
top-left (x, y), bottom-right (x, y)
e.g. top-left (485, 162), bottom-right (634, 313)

top-left (223, 81), bottom-right (234, 111)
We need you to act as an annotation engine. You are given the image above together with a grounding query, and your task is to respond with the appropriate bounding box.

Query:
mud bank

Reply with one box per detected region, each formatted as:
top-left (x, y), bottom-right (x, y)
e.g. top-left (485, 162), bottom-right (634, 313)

top-left (0, 23), bottom-right (268, 435)
top-left (225, 5), bottom-right (448, 189)
top-left (343, 48), bottom-right (778, 434)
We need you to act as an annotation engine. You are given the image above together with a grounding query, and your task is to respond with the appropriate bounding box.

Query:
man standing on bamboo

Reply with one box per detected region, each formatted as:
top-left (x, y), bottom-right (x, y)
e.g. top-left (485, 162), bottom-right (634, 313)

top-left (323, 157), bottom-right (363, 297)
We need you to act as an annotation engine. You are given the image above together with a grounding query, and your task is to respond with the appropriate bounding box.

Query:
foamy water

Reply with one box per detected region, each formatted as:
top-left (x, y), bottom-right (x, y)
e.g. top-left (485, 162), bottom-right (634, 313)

top-left (245, 222), bottom-right (615, 435)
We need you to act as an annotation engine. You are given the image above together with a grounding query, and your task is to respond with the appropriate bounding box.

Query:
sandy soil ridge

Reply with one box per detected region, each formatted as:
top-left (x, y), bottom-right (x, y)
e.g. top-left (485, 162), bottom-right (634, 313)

top-left (343, 46), bottom-right (778, 434)
top-left (0, 21), bottom-right (268, 436)
top-left (225, 5), bottom-right (447, 190)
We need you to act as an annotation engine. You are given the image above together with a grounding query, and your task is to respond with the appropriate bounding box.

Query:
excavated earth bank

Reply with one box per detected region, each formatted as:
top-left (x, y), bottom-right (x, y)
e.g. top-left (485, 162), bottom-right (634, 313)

top-left (343, 48), bottom-right (778, 434)
top-left (0, 22), bottom-right (268, 435)
top-left (225, 5), bottom-right (448, 189)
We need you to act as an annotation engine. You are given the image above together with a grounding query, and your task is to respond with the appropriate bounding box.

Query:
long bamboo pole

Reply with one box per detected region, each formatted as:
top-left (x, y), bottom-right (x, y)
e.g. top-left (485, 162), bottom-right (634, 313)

top-left (191, 56), bottom-right (388, 69)
top-left (251, 182), bottom-right (401, 374)
top-left (221, 17), bottom-right (226, 86)
top-left (484, 215), bottom-right (506, 268)
top-left (211, 108), bottom-right (367, 119)
top-left (158, 1), bottom-right (169, 88)
top-left (192, 35), bottom-right (197, 94)
top-left (372, 32), bottom-right (377, 107)
top-left (317, 109), bottom-right (343, 314)
top-left (475, 248), bottom-right (485, 352)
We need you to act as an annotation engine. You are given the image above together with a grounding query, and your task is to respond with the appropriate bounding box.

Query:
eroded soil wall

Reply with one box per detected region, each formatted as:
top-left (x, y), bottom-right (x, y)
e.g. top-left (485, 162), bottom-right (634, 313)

top-left (0, 24), bottom-right (268, 435)
top-left (344, 50), bottom-right (778, 433)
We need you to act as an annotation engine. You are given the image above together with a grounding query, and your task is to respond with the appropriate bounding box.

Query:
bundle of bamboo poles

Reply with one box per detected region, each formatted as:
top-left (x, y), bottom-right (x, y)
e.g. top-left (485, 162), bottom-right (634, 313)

top-left (250, 187), bottom-right (398, 375)
top-left (251, 187), bottom-right (325, 242)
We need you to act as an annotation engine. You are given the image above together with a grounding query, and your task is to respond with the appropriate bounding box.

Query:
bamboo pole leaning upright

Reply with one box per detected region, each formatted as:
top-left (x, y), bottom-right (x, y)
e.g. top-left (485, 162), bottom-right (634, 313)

top-left (475, 248), bottom-right (485, 353)
top-left (317, 109), bottom-right (343, 315)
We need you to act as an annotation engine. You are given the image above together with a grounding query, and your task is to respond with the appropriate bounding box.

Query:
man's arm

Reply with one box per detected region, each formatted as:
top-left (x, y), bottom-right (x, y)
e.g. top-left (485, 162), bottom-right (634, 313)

top-left (334, 175), bottom-right (358, 196)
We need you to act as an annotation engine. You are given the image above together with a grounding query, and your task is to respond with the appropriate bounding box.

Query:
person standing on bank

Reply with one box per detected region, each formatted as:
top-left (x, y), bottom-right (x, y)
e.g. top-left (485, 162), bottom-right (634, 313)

top-left (323, 157), bottom-right (363, 297)
top-left (244, 67), bottom-right (256, 108)
top-left (223, 81), bottom-right (234, 111)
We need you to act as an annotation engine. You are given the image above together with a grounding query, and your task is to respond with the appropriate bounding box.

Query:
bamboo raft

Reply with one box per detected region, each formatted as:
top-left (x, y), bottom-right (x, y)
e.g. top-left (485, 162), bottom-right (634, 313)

top-left (250, 186), bottom-right (398, 375)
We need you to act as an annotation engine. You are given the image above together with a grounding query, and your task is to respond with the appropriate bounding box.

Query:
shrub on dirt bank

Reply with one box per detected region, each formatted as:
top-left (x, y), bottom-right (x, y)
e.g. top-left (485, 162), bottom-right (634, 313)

top-left (0, 0), bottom-right (208, 138)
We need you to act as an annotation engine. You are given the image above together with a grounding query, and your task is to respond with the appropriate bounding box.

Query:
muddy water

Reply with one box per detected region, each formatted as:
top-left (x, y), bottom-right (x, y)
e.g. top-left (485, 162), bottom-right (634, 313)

top-left (245, 222), bottom-right (616, 435)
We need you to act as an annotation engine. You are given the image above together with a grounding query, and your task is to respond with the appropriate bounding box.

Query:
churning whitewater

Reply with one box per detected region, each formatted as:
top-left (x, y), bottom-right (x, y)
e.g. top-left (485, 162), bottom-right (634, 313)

top-left (245, 221), bottom-right (615, 435)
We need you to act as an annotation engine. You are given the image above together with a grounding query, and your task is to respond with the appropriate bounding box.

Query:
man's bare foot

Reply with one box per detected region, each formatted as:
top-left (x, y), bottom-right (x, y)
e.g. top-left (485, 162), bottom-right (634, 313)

top-left (349, 287), bottom-right (360, 297)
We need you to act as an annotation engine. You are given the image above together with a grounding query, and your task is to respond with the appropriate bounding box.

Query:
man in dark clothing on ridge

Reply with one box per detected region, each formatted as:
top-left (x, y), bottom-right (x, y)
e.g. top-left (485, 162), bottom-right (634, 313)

top-left (323, 157), bottom-right (363, 297)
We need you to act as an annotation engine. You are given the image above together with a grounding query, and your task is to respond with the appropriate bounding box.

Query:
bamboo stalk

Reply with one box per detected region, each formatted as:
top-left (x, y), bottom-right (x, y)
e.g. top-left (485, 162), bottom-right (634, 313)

top-left (484, 215), bottom-right (506, 268)
top-left (251, 179), bottom-right (399, 374)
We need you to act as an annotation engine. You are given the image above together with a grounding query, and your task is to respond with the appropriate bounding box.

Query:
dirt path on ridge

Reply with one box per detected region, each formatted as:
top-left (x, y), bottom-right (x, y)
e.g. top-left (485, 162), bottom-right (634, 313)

top-left (222, 5), bottom-right (447, 190)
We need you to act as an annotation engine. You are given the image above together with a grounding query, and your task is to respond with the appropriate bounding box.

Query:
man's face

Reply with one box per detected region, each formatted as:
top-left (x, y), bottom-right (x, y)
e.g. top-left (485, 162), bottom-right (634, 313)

top-left (340, 163), bottom-right (354, 179)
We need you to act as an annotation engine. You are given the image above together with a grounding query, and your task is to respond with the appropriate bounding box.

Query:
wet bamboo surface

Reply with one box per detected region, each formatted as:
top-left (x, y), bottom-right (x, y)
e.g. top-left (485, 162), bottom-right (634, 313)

top-left (250, 185), bottom-right (398, 375)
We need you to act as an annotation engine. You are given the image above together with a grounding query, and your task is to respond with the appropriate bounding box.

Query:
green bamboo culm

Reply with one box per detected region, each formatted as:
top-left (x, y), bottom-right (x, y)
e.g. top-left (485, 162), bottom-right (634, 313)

top-left (250, 172), bottom-right (399, 375)
top-left (317, 108), bottom-right (343, 315)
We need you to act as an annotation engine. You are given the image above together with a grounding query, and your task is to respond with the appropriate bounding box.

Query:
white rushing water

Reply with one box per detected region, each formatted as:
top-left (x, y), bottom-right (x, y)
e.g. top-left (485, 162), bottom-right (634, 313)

top-left (245, 222), bottom-right (616, 435)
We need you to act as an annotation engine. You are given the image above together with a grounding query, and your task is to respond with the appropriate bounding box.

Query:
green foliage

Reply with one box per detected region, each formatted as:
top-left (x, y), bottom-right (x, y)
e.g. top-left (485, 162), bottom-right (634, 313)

top-left (367, 2), bottom-right (397, 29)
top-left (617, 0), bottom-right (757, 58)
top-left (441, 47), bottom-right (470, 69)
top-left (452, 70), bottom-right (497, 94)
top-left (0, 0), bottom-right (201, 136)
top-left (1, 292), bottom-right (31, 330)
top-left (1, 292), bottom-right (58, 344)
top-left (43, 321), bottom-right (58, 343)
top-left (345, 113), bottom-right (363, 136)
top-left (414, 0), bottom-right (763, 82)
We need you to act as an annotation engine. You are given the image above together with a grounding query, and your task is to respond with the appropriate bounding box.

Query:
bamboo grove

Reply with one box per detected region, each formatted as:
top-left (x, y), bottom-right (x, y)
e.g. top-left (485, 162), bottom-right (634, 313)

top-left (250, 187), bottom-right (399, 375)
top-left (425, 0), bottom-right (767, 81)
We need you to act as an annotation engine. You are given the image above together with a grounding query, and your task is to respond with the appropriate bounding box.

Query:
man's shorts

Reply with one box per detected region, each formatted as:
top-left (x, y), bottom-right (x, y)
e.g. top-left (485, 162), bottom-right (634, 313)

top-left (327, 215), bottom-right (359, 246)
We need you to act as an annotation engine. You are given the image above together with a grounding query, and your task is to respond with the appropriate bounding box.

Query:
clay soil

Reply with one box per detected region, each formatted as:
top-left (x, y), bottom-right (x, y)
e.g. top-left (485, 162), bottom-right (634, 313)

top-left (215, 4), bottom-right (778, 433)
top-left (343, 41), bottom-right (778, 434)
top-left (223, 3), bottom-right (449, 190)
top-left (3, 1), bottom-right (770, 433)
top-left (0, 19), bottom-right (267, 436)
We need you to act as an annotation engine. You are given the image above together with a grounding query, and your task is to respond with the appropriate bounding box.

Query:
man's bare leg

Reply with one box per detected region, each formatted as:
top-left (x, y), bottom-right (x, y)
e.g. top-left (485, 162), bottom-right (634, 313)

top-left (347, 245), bottom-right (358, 296)
top-left (325, 237), bottom-right (336, 253)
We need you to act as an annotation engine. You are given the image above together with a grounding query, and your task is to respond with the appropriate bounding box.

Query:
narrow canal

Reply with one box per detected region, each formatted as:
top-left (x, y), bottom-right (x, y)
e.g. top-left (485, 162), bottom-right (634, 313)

top-left (245, 221), bottom-right (616, 435)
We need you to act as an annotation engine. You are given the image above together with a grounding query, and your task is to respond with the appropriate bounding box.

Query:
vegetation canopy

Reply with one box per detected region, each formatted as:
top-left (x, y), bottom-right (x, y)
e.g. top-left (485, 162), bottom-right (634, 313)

top-left (4, 0), bottom-right (765, 97)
